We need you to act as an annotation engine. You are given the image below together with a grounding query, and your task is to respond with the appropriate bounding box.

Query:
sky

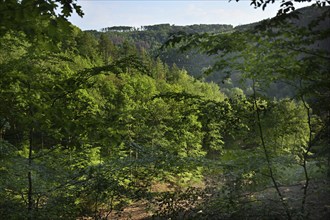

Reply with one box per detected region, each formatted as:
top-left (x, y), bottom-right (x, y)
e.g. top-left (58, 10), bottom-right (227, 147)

top-left (68, 0), bottom-right (312, 30)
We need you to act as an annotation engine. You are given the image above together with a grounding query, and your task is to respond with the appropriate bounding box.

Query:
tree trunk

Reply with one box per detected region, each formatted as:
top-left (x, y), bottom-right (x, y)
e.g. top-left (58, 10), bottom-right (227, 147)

top-left (252, 79), bottom-right (292, 220)
top-left (27, 129), bottom-right (33, 220)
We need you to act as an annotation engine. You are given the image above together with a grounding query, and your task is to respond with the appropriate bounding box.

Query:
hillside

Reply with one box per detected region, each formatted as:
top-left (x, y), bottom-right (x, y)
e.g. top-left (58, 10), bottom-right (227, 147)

top-left (86, 24), bottom-right (233, 79)
top-left (86, 6), bottom-right (329, 99)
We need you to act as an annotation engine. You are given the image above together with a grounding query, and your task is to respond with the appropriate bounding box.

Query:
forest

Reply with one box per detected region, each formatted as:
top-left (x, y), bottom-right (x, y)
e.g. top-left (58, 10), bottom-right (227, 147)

top-left (0, 0), bottom-right (329, 219)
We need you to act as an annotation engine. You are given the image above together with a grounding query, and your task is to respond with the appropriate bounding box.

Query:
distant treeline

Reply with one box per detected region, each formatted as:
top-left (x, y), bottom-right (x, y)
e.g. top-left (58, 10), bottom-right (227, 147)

top-left (100, 23), bottom-right (233, 33)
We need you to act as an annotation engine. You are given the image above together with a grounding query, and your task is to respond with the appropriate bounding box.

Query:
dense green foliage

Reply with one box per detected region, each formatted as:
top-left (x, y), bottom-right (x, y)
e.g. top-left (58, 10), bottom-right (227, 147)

top-left (161, 5), bottom-right (330, 219)
top-left (0, 26), bottom-right (233, 219)
top-left (88, 24), bottom-right (234, 79)
top-left (0, 1), bottom-right (329, 219)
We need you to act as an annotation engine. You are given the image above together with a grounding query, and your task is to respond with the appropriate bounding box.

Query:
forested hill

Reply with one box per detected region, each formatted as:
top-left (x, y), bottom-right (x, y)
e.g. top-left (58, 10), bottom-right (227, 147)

top-left (91, 23), bottom-right (233, 50)
top-left (86, 24), bottom-right (234, 78)
top-left (102, 23), bottom-right (233, 34)
top-left (87, 6), bottom-right (330, 98)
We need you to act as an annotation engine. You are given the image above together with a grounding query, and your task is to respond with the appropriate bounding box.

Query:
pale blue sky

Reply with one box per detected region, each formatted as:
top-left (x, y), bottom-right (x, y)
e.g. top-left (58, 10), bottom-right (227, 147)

top-left (68, 0), bottom-right (311, 30)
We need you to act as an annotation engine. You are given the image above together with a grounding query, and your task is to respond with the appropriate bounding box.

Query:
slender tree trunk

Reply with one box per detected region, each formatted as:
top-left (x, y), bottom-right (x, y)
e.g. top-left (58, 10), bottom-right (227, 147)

top-left (300, 95), bottom-right (313, 217)
top-left (326, 111), bottom-right (330, 178)
top-left (27, 129), bottom-right (33, 220)
top-left (94, 153), bottom-right (103, 220)
top-left (94, 181), bottom-right (99, 220)
top-left (252, 80), bottom-right (292, 220)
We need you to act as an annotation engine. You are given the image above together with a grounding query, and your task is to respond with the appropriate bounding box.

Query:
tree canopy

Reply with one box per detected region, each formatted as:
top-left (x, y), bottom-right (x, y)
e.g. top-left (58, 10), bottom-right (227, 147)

top-left (0, 1), bottom-right (329, 219)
